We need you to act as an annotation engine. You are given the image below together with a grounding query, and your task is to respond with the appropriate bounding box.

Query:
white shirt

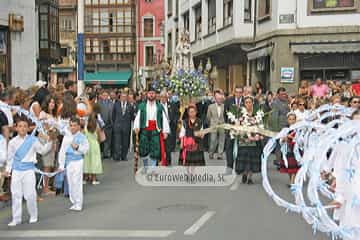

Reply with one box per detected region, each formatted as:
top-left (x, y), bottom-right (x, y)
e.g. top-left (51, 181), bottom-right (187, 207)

top-left (133, 101), bottom-right (170, 134)
top-left (217, 104), bottom-right (222, 118)
top-left (6, 135), bottom-right (52, 172)
top-left (162, 102), bottom-right (169, 119)
top-left (294, 109), bottom-right (309, 122)
top-left (58, 130), bottom-right (89, 170)
top-left (0, 100), bottom-right (13, 127)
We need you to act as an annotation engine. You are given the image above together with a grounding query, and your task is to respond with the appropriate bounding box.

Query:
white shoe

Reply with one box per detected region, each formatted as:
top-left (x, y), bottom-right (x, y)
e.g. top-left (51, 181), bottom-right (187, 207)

top-left (29, 218), bottom-right (38, 224)
top-left (92, 180), bottom-right (100, 185)
top-left (69, 205), bottom-right (82, 211)
top-left (82, 181), bottom-right (87, 185)
top-left (8, 221), bottom-right (21, 227)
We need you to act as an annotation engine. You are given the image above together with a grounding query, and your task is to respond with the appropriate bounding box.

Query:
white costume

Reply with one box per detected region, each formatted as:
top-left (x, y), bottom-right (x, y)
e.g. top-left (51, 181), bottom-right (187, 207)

top-left (6, 135), bottom-right (51, 226)
top-left (58, 130), bottom-right (89, 211)
top-left (333, 145), bottom-right (360, 240)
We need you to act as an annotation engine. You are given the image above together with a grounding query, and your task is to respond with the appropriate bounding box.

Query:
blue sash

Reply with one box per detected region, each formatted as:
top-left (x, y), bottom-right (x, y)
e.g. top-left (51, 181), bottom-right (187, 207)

top-left (13, 135), bottom-right (37, 171)
top-left (65, 133), bottom-right (85, 162)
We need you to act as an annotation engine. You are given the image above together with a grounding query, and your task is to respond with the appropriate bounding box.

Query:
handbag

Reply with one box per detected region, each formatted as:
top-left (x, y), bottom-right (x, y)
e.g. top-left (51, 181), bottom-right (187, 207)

top-left (97, 128), bottom-right (106, 143)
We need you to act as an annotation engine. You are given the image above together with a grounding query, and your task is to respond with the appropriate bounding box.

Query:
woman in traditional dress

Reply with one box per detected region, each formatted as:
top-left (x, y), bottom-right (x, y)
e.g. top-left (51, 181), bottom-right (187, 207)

top-left (179, 104), bottom-right (205, 166)
top-left (236, 96), bottom-right (263, 184)
top-left (278, 112), bottom-right (300, 186)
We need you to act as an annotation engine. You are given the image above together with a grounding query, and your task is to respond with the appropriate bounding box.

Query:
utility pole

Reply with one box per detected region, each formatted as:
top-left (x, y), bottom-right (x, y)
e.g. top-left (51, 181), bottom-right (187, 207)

top-left (77, 0), bottom-right (85, 96)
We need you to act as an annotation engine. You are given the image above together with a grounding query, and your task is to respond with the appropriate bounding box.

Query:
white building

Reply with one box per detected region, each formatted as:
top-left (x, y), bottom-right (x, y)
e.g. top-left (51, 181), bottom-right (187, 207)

top-left (165, 0), bottom-right (360, 94)
top-left (0, 0), bottom-right (38, 88)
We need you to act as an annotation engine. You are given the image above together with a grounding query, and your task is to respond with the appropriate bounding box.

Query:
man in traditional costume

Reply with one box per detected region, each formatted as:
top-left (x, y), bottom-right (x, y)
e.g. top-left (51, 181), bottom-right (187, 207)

top-left (133, 87), bottom-right (170, 169)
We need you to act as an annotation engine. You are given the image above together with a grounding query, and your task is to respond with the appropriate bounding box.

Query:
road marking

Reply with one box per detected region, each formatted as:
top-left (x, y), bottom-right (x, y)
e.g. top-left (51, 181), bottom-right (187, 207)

top-left (184, 211), bottom-right (215, 235)
top-left (230, 176), bottom-right (239, 191)
top-left (0, 230), bottom-right (175, 238)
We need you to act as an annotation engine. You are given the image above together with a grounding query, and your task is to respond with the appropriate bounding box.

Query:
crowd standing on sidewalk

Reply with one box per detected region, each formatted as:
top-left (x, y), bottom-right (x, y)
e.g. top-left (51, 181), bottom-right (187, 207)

top-left (0, 78), bottom-right (358, 227)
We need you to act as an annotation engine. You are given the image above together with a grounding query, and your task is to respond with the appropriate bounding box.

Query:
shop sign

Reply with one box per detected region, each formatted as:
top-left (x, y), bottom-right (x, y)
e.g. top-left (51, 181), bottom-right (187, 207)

top-left (280, 67), bottom-right (295, 83)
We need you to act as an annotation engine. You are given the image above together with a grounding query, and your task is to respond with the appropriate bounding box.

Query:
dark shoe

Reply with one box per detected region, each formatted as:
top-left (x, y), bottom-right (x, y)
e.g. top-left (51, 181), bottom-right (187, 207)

top-left (55, 189), bottom-right (62, 196)
top-left (247, 178), bottom-right (254, 185)
top-left (241, 174), bottom-right (247, 184)
top-left (217, 155), bottom-right (223, 160)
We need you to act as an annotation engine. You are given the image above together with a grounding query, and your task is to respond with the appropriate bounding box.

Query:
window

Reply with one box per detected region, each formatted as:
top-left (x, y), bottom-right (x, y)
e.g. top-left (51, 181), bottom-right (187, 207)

top-left (40, 11), bottom-right (48, 49)
top-left (168, 0), bottom-right (173, 16)
top-left (145, 46), bottom-right (154, 66)
top-left (208, 0), bottom-right (216, 34)
top-left (167, 32), bottom-right (172, 57)
top-left (145, 0), bottom-right (152, 2)
top-left (194, 5), bottom-right (202, 40)
top-left (312, 0), bottom-right (354, 9)
top-left (258, 0), bottom-right (271, 19)
top-left (244, 0), bottom-right (251, 22)
top-left (183, 11), bottom-right (189, 32)
top-left (85, 6), bottom-right (134, 34)
top-left (143, 18), bottom-right (153, 37)
top-left (61, 16), bottom-right (74, 31)
top-left (223, 0), bottom-right (233, 26)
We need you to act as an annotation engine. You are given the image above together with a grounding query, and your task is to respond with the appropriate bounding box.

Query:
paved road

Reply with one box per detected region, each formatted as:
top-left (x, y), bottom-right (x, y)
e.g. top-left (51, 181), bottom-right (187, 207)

top-left (0, 152), bottom-right (328, 240)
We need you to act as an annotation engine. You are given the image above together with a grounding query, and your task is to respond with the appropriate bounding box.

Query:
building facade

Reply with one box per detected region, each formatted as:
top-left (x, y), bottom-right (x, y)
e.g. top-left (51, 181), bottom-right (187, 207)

top-left (137, 0), bottom-right (165, 89)
top-left (83, 0), bottom-right (136, 87)
top-left (37, 0), bottom-right (61, 83)
top-left (166, 0), bottom-right (360, 94)
top-left (50, 0), bottom-right (77, 87)
top-left (250, 0), bottom-right (360, 94)
top-left (0, 0), bottom-right (37, 88)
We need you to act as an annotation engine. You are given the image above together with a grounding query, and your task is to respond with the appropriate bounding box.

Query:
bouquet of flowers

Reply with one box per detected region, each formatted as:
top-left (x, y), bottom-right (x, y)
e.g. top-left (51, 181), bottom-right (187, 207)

top-left (227, 106), bottom-right (265, 142)
top-left (151, 69), bottom-right (209, 97)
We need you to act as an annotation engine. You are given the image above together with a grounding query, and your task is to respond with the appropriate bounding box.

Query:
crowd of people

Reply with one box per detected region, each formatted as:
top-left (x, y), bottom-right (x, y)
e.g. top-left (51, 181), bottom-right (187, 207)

top-left (0, 76), bottom-right (359, 227)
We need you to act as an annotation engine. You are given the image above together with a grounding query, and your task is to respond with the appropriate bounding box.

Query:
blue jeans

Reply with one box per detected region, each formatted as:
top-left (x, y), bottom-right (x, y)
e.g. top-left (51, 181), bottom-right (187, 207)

top-left (142, 157), bottom-right (157, 173)
top-left (55, 171), bottom-right (69, 196)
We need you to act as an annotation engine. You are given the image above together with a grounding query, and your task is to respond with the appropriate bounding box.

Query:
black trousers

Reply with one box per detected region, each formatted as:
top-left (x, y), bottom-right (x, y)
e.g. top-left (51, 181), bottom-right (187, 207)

top-left (225, 134), bottom-right (236, 170)
top-left (113, 129), bottom-right (131, 161)
top-left (101, 126), bottom-right (113, 158)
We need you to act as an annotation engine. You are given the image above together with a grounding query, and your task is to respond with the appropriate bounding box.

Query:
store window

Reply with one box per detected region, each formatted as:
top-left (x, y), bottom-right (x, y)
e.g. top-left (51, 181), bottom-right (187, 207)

top-left (0, 29), bottom-right (9, 86)
top-left (312, 0), bottom-right (354, 9)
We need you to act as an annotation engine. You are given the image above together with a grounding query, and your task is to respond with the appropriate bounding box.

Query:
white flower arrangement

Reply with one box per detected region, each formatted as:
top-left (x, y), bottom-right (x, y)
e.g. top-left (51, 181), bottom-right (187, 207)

top-left (227, 107), bottom-right (265, 141)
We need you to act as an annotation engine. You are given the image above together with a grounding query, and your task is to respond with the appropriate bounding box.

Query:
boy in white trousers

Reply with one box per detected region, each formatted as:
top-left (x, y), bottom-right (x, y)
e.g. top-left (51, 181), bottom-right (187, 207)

top-left (5, 116), bottom-right (52, 227)
top-left (58, 117), bottom-right (89, 211)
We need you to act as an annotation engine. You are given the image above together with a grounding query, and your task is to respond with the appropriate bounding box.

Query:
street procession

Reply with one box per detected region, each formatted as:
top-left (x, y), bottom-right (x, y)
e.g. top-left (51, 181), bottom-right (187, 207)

top-left (0, 0), bottom-right (360, 239)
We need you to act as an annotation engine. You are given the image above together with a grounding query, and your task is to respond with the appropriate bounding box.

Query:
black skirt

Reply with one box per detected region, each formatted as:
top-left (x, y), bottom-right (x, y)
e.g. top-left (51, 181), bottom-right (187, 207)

top-left (178, 149), bottom-right (205, 166)
top-left (235, 144), bottom-right (262, 174)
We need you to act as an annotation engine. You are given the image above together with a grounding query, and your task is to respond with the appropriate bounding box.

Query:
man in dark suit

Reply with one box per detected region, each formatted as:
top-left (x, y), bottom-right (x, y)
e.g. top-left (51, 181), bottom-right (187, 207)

top-left (98, 90), bottom-right (114, 159)
top-left (224, 85), bottom-right (244, 174)
top-left (160, 91), bottom-right (180, 165)
top-left (112, 91), bottom-right (135, 161)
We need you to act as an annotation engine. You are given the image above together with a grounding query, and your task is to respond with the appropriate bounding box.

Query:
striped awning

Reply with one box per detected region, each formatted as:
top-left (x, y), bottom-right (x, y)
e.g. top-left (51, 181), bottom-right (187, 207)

top-left (291, 41), bottom-right (360, 54)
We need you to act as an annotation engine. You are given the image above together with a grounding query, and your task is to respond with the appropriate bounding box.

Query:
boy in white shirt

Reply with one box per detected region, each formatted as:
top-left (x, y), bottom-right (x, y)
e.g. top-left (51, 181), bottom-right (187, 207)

top-left (58, 117), bottom-right (89, 211)
top-left (5, 116), bottom-right (52, 227)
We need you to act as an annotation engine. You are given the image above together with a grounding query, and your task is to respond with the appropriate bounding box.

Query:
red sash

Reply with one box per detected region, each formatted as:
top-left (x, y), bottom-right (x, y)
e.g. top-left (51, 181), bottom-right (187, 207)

top-left (145, 120), bottom-right (167, 166)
